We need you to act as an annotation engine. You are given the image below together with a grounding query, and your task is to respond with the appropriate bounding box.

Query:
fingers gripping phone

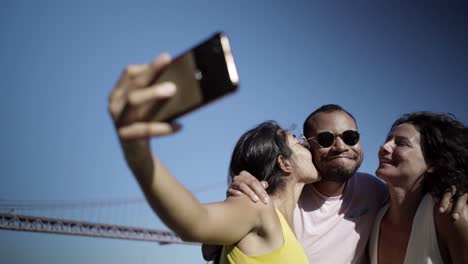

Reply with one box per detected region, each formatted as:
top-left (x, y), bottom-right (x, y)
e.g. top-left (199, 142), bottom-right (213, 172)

top-left (138, 32), bottom-right (239, 123)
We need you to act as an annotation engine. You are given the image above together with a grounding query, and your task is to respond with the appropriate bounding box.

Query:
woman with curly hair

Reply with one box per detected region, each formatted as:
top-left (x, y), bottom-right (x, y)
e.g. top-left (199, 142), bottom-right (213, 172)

top-left (369, 112), bottom-right (468, 264)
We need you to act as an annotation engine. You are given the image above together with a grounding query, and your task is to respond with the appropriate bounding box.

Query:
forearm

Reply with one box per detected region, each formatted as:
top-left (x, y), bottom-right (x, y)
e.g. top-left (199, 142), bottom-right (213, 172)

top-left (121, 139), bottom-right (153, 177)
top-left (124, 144), bottom-right (208, 241)
top-left (110, 54), bottom-right (214, 241)
top-left (120, 141), bottom-right (257, 244)
top-left (449, 220), bottom-right (468, 263)
top-left (437, 206), bottom-right (468, 264)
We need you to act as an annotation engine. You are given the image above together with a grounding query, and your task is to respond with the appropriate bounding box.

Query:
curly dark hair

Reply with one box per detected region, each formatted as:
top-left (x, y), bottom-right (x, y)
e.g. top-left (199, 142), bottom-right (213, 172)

top-left (391, 111), bottom-right (468, 197)
top-left (229, 121), bottom-right (292, 194)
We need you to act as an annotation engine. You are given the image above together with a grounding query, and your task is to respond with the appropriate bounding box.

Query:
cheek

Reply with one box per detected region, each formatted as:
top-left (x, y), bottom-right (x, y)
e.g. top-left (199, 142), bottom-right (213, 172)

top-left (302, 150), bottom-right (314, 162)
top-left (303, 153), bottom-right (318, 176)
top-left (413, 157), bottom-right (429, 174)
top-left (398, 151), bottom-right (428, 175)
top-left (312, 148), bottom-right (325, 159)
top-left (311, 150), bottom-right (323, 164)
top-left (352, 145), bottom-right (363, 158)
top-left (401, 163), bottom-right (428, 178)
top-left (311, 151), bottom-right (326, 172)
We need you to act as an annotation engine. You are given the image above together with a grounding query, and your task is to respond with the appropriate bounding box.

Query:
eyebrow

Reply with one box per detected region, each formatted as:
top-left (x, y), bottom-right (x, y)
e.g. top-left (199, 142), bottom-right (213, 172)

top-left (385, 135), bottom-right (410, 142)
top-left (395, 135), bottom-right (410, 141)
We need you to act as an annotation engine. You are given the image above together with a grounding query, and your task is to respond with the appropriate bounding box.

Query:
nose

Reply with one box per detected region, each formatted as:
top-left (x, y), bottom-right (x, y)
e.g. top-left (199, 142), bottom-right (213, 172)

top-left (379, 141), bottom-right (393, 155)
top-left (333, 136), bottom-right (347, 151)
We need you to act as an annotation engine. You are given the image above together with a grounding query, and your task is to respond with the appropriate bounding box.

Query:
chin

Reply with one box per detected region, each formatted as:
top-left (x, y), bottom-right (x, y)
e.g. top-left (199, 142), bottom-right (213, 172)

top-left (375, 168), bottom-right (386, 177)
top-left (307, 178), bottom-right (320, 184)
top-left (327, 159), bottom-right (357, 168)
top-left (375, 169), bottom-right (397, 181)
top-left (320, 168), bottom-right (356, 182)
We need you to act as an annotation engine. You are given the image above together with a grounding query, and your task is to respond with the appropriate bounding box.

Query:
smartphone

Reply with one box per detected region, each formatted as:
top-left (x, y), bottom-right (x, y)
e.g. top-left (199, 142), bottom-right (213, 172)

top-left (135, 32), bottom-right (239, 123)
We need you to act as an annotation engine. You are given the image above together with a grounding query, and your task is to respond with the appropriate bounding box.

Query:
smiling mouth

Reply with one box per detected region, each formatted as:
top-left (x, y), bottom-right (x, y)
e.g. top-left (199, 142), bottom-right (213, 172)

top-left (379, 158), bottom-right (396, 166)
top-left (325, 155), bottom-right (356, 161)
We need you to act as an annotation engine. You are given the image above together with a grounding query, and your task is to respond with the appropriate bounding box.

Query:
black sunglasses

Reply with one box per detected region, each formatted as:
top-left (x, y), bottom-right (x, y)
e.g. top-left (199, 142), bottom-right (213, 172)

top-left (307, 130), bottom-right (360, 148)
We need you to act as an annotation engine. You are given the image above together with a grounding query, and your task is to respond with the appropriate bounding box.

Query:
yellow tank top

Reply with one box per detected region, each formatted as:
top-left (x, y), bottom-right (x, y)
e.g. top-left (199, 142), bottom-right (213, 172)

top-left (219, 209), bottom-right (309, 264)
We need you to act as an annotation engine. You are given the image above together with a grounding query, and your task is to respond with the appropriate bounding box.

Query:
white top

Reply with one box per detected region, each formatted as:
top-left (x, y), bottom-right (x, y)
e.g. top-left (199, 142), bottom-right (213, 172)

top-left (369, 194), bottom-right (444, 264)
top-left (294, 172), bottom-right (388, 264)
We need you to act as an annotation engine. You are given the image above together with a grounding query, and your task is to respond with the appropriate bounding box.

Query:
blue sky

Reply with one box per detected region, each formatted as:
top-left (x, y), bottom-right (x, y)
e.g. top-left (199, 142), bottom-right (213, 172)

top-left (1, 1), bottom-right (467, 263)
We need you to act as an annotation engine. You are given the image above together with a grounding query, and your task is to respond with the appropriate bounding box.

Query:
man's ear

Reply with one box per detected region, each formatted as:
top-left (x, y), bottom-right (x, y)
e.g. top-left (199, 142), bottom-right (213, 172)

top-left (277, 155), bottom-right (292, 174)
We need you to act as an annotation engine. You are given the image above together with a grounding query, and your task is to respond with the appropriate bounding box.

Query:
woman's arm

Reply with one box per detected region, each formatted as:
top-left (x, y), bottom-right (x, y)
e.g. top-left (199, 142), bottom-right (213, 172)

top-left (109, 54), bottom-right (263, 244)
top-left (138, 155), bottom-right (263, 244)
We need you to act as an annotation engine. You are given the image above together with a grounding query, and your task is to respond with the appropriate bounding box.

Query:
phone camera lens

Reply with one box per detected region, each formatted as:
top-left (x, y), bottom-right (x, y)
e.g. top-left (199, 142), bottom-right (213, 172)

top-left (194, 70), bottom-right (203, 80)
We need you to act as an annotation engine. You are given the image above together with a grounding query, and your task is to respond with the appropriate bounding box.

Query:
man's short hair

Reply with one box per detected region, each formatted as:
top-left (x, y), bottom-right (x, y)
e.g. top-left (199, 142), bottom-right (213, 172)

top-left (303, 104), bottom-right (357, 137)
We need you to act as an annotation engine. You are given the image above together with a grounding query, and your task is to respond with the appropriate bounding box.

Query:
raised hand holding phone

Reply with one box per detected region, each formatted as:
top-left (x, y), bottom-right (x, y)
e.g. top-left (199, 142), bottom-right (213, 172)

top-left (109, 53), bottom-right (181, 141)
top-left (109, 32), bottom-right (239, 172)
top-left (113, 32), bottom-right (239, 135)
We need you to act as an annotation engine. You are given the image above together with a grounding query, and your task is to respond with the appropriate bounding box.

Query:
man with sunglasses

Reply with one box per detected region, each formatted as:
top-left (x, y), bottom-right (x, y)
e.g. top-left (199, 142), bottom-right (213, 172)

top-left (295, 104), bottom-right (387, 263)
top-left (222, 104), bottom-right (388, 264)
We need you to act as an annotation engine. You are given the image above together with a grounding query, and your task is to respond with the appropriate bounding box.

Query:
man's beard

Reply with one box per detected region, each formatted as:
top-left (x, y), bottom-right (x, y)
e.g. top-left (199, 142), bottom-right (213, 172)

top-left (318, 158), bottom-right (362, 182)
top-left (319, 166), bottom-right (358, 182)
top-left (314, 153), bottom-right (364, 183)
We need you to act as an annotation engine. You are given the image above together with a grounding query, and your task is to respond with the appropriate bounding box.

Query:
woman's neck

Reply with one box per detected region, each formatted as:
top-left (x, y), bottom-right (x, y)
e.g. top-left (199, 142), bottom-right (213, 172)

top-left (385, 185), bottom-right (424, 225)
top-left (270, 181), bottom-right (305, 228)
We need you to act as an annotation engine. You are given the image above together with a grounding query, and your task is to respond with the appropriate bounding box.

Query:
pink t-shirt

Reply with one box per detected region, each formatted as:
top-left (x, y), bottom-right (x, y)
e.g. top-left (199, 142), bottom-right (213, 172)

top-left (294, 172), bottom-right (388, 264)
